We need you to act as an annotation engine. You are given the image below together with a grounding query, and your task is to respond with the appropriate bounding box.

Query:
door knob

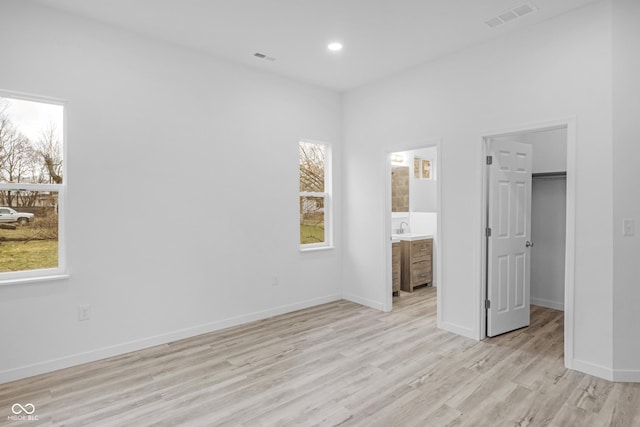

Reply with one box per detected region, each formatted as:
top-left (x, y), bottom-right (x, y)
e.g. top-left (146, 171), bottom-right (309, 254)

top-left (526, 241), bottom-right (534, 247)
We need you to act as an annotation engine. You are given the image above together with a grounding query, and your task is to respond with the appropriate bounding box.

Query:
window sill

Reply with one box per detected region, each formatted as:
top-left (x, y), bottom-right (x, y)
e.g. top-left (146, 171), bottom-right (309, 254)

top-left (0, 274), bottom-right (70, 287)
top-left (299, 245), bottom-right (335, 253)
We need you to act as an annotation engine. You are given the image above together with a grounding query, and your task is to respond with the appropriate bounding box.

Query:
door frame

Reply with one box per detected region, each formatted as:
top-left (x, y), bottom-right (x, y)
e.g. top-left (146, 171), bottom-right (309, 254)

top-left (383, 139), bottom-right (442, 317)
top-left (479, 117), bottom-right (576, 370)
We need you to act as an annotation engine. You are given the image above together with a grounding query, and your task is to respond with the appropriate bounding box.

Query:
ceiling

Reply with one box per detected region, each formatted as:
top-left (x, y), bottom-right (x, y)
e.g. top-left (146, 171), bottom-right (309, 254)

top-left (34, 0), bottom-right (600, 92)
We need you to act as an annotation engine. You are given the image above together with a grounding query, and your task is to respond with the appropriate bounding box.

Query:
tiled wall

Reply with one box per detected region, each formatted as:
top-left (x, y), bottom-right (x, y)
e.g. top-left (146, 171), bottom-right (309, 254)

top-left (391, 166), bottom-right (409, 212)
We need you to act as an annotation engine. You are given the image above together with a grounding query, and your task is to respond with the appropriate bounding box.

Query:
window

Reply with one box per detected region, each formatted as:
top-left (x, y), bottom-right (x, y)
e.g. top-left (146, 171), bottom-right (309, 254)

top-left (299, 141), bottom-right (331, 249)
top-left (0, 93), bottom-right (66, 283)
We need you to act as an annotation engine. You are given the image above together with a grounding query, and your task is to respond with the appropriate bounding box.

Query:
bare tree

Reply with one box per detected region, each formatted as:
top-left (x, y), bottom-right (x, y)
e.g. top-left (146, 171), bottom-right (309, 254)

top-left (0, 100), bottom-right (33, 205)
top-left (299, 142), bottom-right (325, 192)
top-left (0, 99), bottom-right (15, 173)
top-left (1, 134), bottom-right (32, 182)
top-left (37, 121), bottom-right (63, 184)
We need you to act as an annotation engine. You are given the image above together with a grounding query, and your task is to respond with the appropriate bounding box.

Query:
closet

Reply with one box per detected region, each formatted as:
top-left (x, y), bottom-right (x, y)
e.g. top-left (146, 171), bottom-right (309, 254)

top-left (531, 172), bottom-right (566, 310)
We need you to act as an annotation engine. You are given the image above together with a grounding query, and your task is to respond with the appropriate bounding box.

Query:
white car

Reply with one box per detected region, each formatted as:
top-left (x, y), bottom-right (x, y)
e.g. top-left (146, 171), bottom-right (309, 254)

top-left (0, 207), bottom-right (34, 224)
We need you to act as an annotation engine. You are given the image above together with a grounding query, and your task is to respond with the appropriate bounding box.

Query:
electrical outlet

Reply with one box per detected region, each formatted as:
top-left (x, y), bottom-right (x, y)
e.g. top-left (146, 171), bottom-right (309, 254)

top-left (623, 219), bottom-right (635, 237)
top-left (78, 305), bottom-right (91, 321)
top-left (272, 275), bottom-right (279, 286)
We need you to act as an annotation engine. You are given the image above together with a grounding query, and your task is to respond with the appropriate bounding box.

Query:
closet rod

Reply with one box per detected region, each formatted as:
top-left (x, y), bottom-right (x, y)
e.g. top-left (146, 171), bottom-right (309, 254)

top-left (532, 171), bottom-right (566, 178)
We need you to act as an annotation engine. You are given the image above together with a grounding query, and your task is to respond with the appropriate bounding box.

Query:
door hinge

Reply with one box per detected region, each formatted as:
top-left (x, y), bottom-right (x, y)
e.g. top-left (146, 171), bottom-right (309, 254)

top-left (486, 227), bottom-right (492, 237)
top-left (486, 155), bottom-right (493, 165)
top-left (485, 300), bottom-right (491, 310)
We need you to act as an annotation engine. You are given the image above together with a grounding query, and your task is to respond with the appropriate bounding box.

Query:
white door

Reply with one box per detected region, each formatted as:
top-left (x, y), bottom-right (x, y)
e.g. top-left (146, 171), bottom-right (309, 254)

top-left (487, 139), bottom-right (533, 337)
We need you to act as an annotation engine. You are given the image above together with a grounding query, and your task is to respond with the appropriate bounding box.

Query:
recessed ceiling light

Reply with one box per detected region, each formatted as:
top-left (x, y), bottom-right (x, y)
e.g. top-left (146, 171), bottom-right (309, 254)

top-left (327, 42), bottom-right (343, 52)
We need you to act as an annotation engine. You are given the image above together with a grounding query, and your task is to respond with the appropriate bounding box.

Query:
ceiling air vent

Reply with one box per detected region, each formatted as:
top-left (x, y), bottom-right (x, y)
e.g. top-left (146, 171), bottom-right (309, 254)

top-left (513, 4), bottom-right (535, 17)
top-left (254, 52), bottom-right (276, 62)
top-left (485, 17), bottom-right (503, 28)
top-left (485, 2), bottom-right (537, 29)
top-left (499, 10), bottom-right (518, 22)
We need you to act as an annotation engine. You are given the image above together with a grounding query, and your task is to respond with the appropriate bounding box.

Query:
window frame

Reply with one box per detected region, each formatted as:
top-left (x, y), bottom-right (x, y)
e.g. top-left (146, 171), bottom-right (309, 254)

top-left (299, 140), bottom-right (332, 251)
top-left (0, 90), bottom-right (68, 285)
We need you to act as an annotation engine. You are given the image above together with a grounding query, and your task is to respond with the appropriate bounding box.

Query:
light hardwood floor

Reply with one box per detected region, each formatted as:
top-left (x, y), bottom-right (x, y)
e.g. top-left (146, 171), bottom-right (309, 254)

top-left (2, 287), bottom-right (639, 426)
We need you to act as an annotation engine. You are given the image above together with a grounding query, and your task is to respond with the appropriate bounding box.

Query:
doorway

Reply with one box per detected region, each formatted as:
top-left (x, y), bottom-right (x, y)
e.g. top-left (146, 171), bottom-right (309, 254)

top-left (480, 120), bottom-right (576, 367)
top-left (385, 143), bottom-right (441, 312)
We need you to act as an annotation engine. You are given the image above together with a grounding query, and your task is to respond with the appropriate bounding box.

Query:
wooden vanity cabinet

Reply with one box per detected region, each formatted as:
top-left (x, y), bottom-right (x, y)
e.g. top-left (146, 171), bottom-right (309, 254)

top-left (400, 238), bottom-right (432, 292)
top-left (392, 242), bottom-right (401, 295)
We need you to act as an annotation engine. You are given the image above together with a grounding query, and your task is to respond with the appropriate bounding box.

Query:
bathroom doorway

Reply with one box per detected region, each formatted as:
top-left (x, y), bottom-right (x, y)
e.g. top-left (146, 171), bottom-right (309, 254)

top-left (385, 143), bottom-right (441, 311)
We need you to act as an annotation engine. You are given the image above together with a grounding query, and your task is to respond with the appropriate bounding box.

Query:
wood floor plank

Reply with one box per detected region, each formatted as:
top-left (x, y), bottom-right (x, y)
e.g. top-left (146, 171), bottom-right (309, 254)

top-left (1, 287), bottom-right (639, 426)
top-left (590, 380), bottom-right (640, 427)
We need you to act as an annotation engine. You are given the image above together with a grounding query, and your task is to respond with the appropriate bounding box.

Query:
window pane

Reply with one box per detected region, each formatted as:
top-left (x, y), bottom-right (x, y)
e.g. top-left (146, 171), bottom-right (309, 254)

top-left (299, 142), bottom-right (325, 192)
top-left (0, 97), bottom-right (64, 184)
top-left (0, 191), bottom-right (59, 272)
top-left (300, 196), bottom-right (325, 244)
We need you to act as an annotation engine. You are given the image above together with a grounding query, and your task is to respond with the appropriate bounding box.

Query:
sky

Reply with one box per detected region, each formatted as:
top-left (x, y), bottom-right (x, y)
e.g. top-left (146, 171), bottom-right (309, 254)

top-left (1, 96), bottom-right (63, 142)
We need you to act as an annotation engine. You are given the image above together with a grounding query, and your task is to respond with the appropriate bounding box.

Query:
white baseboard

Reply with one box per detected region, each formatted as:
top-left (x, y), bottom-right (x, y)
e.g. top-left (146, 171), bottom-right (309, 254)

top-left (342, 293), bottom-right (384, 311)
top-left (612, 369), bottom-right (640, 383)
top-left (572, 358), bottom-right (614, 381)
top-left (531, 297), bottom-right (565, 311)
top-left (572, 360), bottom-right (640, 383)
top-left (439, 320), bottom-right (478, 340)
top-left (0, 294), bottom-right (342, 384)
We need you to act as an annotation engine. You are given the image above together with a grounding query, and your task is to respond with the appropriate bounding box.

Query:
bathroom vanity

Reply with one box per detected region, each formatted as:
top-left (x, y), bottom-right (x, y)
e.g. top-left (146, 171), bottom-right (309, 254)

top-left (398, 235), bottom-right (433, 292)
top-left (392, 241), bottom-right (401, 295)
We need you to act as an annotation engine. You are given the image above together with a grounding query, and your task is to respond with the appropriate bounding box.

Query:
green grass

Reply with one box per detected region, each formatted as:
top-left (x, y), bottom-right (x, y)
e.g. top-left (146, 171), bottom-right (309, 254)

top-left (300, 223), bottom-right (325, 245)
top-left (0, 223), bottom-right (58, 272)
top-left (0, 240), bottom-right (58, 272)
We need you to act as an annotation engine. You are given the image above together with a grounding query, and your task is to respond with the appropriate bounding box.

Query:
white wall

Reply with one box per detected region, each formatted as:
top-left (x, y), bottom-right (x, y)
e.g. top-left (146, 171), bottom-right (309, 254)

top-left (612, 0), bottom-right (640, 382)
top-left (531, 177), bottom-right (566, 310)
top-left (409, 147), bottom-right (438, 213)
top-left (0, 0), bottom-right (342, 383)
top-left (343, 1), bottom-right (614, 378)
top-left (523, 128), bottom-right (568, 174)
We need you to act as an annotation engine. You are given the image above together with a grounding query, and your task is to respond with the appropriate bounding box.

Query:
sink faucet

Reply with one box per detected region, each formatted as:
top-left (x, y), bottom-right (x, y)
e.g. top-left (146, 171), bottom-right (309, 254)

top-left (399, 221), bottom-right (409, 234)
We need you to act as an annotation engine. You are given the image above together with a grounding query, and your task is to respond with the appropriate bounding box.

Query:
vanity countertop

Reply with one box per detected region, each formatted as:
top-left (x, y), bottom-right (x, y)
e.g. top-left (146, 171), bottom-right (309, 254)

top-left (392, 233), bottom-right (433, 241)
